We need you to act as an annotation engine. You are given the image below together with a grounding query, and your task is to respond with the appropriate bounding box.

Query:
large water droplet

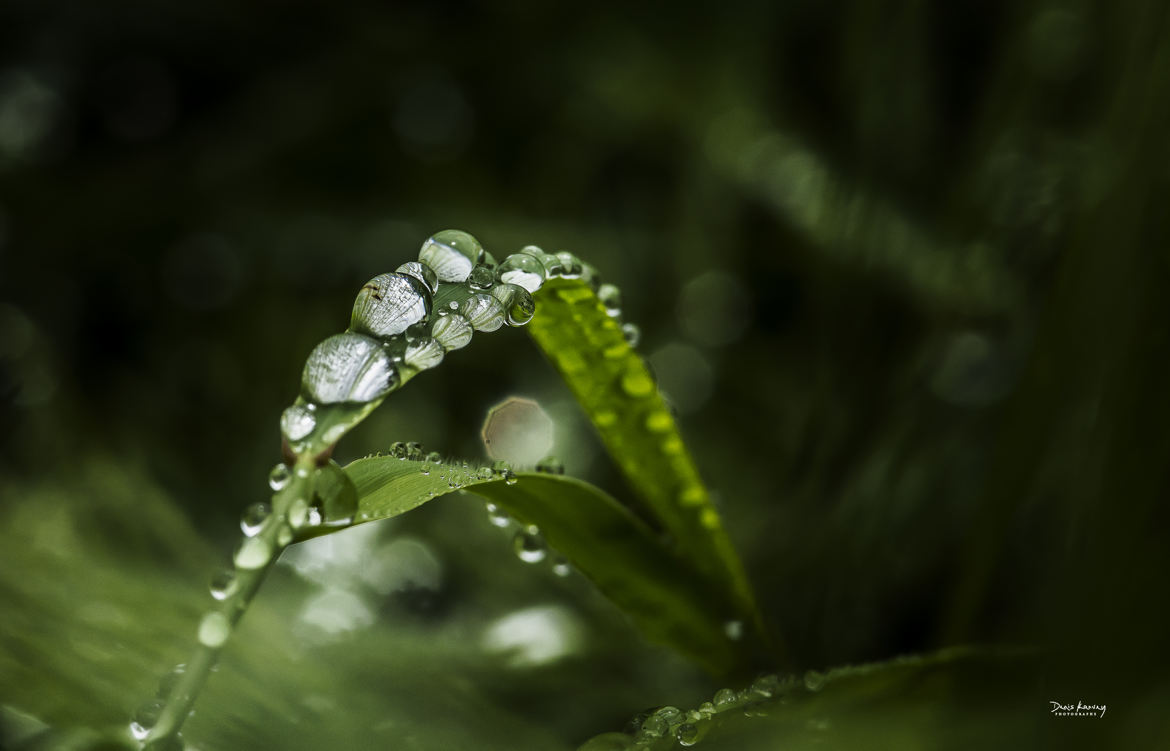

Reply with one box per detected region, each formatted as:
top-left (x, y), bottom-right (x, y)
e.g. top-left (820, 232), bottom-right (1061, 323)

top-left (234, 536), bottom-right (273, 570)
top-left (302, 332), bottom-right (399, 405)
top-left (431, 311), bottom-right (473, 350)
top-left (240, 502), bottom-right (270, 536)
top-left (280, 404), bottom-right (317, 442)
top-left (419, 229), bottom-right (484, 283)
top-left (130, 699), bottom-right (165, 740)
top-left (426, 450), bottom-right (442, 463)
top-left (535, 455), bottom-right (564, 475)
top-left (351, 272), bottom-right (432, 338)
top-left (198, 611), bottom-right (231, 647)
top-left (513, 525), bottom-right (547, 563)
top-left (268, 462), bottom-right (291, 491)
top-left (468, 264), bottom-right (495, 290)
top-left (395, 260), bottom-right (438, 294)
top-left (490, 282), bottom-right (536, 326)
top-left (459, 293), bottom-right (506, 332)
top-left (404, 335), bottom-right (444, 371)
top-left (497, 252), bottom-right (546, 293)
top-left (555, 251), bottom-right (583, 278)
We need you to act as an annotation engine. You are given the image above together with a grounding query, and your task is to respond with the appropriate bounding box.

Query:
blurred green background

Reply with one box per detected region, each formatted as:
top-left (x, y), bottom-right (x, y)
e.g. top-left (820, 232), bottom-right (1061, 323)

top-left (1, 0), bottom-right (1168, 748)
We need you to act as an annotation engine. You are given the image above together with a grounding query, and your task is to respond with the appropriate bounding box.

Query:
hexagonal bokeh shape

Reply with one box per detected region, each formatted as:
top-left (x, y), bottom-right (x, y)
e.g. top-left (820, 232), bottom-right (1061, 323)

top-left (481, 397), bottom-right (555, 466)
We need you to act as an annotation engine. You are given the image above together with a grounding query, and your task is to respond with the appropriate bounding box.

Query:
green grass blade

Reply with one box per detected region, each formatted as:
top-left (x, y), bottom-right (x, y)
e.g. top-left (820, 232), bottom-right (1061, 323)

top-left (340, 455), bottom-right (752, 675)
top-left (527, 279), bottom-right (763, 638)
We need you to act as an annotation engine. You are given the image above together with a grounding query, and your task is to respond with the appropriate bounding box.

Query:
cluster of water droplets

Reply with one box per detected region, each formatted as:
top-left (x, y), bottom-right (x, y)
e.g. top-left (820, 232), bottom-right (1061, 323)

top-left (279, 230), bottom-right (575, 456)
top-left (579, 666), bottom-right (837, 749)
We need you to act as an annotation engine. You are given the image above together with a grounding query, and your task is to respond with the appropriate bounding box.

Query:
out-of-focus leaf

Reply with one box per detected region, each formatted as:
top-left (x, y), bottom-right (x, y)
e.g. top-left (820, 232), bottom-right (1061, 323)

top-left (341, 455), bottom-right (753, 675)
top-left (526, 278), bottom-right (765, 648)
top-left (577, 647), bottom-right (1108, 751)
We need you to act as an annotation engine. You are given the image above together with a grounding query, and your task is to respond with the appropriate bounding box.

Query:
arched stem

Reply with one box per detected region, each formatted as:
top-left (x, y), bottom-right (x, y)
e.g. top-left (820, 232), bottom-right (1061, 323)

top-left (143, 455), bottom-right (315, 749)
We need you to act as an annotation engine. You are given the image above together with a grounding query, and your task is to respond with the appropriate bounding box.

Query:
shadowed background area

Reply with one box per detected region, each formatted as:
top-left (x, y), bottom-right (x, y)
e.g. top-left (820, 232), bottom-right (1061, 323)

top-left (1, 1), bottom-right (1168, 749)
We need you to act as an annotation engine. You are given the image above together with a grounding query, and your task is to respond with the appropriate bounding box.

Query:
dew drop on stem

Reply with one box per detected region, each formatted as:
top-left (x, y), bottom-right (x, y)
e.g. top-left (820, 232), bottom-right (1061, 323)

top-left (418, 229), bottom-right (484, 283)
top-left (513, 525), bottom-right (547, 563)
top-left (240, 502), bottom-right (270, 537)
top-left (497, 252), bottom-right (546, 292)
top-left (268, 462), bottom-right (291, 491)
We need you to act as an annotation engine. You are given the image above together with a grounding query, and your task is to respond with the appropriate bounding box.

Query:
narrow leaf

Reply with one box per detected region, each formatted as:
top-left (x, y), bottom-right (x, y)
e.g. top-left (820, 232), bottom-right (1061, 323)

top-left (340, 455), bottom-right (753, 675)
top-left (527, 279), bottom-right (763, 635)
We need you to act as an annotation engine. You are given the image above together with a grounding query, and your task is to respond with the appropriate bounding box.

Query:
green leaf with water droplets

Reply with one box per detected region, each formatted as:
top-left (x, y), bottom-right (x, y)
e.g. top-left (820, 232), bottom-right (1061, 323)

top-left (339, 455), bottom-right (754, 675)
top-left (526, 278), bottom-right (769, 655)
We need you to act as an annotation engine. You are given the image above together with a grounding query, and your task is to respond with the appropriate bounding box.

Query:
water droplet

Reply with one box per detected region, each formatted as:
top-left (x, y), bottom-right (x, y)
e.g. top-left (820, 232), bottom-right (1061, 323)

top-left (426, 450), bottom-right (442, 463)
top-left (621, 322), bottom-right (641, 347)
top-left (419, 229), bottom-right (484, 283)
top-left (280, 404), bottom-right (317, 442)
top-left (209, 569), bottom-right (237, 601)
top-left (130, 699), bottom-right (165, 740)
top-left (497, 252), bottom-right (546, 292)
top-left (198, 611), bottom-right (231, 647)
top-left (302, 332), bottom-right (399, 405)
top-left (621, 369), bottom-right (655, 397)
top-left (723, 619), bottom-right (744, 641)
top-left (240, 502), bottom-right (270, 536)
top-left (713, 688), bottom-right (738, 708)
top-left (288, 496), bottom-right (310, 529)
top-left (505, 472), bottom-right (518, 485)
top-left (350, 272), bottom-right (432, 338)
top-left (551, 555), bottom-right (572, 577)
top-left (477, 466), bottom-right (493, 479)
top-left (597, 283), bottom-right (622, 314)
top-left (698, 701), bottom-right (715, 718)
top-left (459, 293), bottom-right (506, 332)
top-left (395, 260), bottom-right (438, 294)
top-left (419, 465), bottom-right (430, 476)
top-left (750, 675), bottom-right (780, 699)
top-left (234, 536), bottom-right (272, 570)
top-left (468, 264), bottom-right (495, 290)
top-left (307, 506), bottom-right (323, 526)
top-left (532, 250), bottom-right (563, 277)
top-left (535, 455), bottom-right (564, 474)
top-left (276, 524), bottom-right (293, 546)
top-left (513, 525), bottom-right (547, 563)
top-left (655, 706), bottom-right (684, 727)
top-left (485, 502), bottom-right (511, 527)
top-left (389, 441), bottom-right (408, 458)
top-left (431, 311), bottom-right (474, 350)
top-left (490, 282), bottom-right (536, 326)
top-left (581, 262), bottom-right (602, 292)
top-left (555, 251), bottom-right (583, 278)
top-left (268, 462), bottom-right (292, 491)
top-left (406, 441), bottom-right (425, 460)
top-left (639, 714), bottom-right (667, 739)
top-left (404, 335), bottom-right (444, 371)
top-left (803, 669), bottom-right (826, 692)
top-left (676, 723), bottom-right (699, 747)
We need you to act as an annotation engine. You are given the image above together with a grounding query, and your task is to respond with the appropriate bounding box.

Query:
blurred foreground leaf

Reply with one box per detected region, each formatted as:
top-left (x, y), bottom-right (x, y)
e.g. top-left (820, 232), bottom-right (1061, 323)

top-left (342, 455), bottom-right (753, 675)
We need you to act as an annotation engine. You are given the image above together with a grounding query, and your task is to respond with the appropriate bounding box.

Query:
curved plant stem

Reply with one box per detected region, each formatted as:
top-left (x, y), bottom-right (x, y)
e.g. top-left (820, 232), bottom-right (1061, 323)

top-left (143, 455), bottom-right (315, 749)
